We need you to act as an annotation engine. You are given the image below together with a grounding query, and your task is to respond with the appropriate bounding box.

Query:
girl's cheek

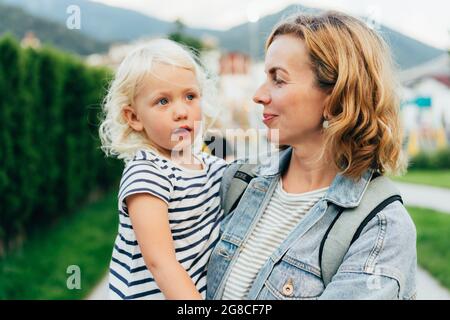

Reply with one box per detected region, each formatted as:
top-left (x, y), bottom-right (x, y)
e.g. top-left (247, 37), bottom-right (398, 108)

top-left (195, 106), bottom-right (203, 120)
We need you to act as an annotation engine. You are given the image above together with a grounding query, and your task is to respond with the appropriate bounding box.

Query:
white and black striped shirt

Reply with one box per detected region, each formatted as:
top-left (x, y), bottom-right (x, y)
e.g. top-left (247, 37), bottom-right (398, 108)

top-left (222, 178), bottom-right (328, 300)
top-left (109, 149), bottom-right (227, 299)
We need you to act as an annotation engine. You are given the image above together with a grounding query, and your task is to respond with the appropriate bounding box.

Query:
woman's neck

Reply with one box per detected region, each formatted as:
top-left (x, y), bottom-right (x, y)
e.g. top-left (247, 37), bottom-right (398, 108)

top-left (281, 145), bottom-right (338, 194)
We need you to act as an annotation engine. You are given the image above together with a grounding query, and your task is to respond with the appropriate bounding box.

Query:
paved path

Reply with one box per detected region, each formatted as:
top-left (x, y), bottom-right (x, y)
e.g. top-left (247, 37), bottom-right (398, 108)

top-left (394, 182), bottom-right (450, 299)
top-left (87, 274), bottom-right (108, 300)
top-left (87, 182), bottom-right (450, 300)
top-left (395, 182), bottom-right (450, 214)
top-left (417, 268), bottom-right (450, 300)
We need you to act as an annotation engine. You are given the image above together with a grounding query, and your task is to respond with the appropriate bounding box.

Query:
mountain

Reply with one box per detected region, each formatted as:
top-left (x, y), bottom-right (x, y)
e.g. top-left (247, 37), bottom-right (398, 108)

top-left (0, 0), bottom-right (218, 42)
top-left (0, 2), bottom-right (109, 55)
top-left (216, 5), bottom-right (319, 59)
top-left (216, 4), bottom-right (444, 70)
top-left (377, 25), bottom-right (445, 70)
top-left (1, 0), bottom-right (444, 69)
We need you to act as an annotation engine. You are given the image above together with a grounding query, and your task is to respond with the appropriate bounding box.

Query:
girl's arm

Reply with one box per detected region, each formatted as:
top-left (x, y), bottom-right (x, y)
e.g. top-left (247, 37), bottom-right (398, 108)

top-left (127, 193), bottom-right (202, 300)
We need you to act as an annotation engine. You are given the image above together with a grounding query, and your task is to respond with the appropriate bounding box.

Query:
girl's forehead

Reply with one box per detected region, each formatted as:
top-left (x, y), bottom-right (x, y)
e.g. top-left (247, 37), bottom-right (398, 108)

top-left (157, 61), bottom-right (195, 77)
top-left (139, 64), bottom-right (200, 95)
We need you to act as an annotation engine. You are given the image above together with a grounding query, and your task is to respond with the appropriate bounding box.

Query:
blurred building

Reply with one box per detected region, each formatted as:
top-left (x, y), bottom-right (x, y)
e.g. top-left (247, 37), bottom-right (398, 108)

top-left (219, 52), bottom-right (250, 75)
top-left (400, 54), bottom-right (450, 153)
top-left (212, 52), bottom-right (272, 160)
top-left (20, 31), bottom-right (41, 49)
top-left (85, 40), bottom-right (145, 69)
top-left (217, 52), bottom-right (251, 129)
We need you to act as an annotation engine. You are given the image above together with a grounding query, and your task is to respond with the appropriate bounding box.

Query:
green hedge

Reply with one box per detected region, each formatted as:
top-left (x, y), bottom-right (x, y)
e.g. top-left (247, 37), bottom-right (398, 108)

top-left (408, 148), bottom-right (450, 170)
top-left (0, 34), bottom-right (121, 251)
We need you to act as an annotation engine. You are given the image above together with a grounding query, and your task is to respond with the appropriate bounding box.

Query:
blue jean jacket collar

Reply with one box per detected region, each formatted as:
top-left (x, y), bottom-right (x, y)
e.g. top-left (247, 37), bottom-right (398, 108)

top-left (253, 146), bottom-right (374, 209)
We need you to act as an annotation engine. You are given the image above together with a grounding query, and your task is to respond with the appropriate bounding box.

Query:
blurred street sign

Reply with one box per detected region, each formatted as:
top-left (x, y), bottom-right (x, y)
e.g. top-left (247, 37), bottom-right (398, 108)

top-left (414, 96), bottom-right (432, 108)
top-left (401, 96), bottom-right (432, 109)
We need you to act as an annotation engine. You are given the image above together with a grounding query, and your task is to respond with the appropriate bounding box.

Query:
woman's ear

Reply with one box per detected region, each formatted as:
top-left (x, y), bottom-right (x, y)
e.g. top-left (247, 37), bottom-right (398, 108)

top-left (123, 105), bottom-right (144, 132)
top-left (322, 95), bottom-right (332, 119)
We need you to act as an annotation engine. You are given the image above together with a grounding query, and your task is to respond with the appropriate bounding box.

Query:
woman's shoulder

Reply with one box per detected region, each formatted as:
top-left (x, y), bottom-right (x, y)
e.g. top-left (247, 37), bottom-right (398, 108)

top-left (355, 174), bottom-right (416, 248)
top-left (367, 199), bottom-right (417, 297)
top-left (366, 175), bottom-right (416, 239)
top-left (378, 199), bottom-right (417, 242)
top-left (351, 196), bottom-right (416, 266)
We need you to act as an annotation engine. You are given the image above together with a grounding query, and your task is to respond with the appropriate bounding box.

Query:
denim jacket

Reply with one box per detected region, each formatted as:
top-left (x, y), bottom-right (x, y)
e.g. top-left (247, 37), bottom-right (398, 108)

top-left (206, 147), bottom-right (417, 300)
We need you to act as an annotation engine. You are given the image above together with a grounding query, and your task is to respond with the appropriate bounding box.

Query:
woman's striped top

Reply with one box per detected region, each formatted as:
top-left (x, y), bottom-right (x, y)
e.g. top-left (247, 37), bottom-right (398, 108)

top-left (222, 178), bottom-right (328, 300)
top-left (109, 149), bottom-right (227, 300)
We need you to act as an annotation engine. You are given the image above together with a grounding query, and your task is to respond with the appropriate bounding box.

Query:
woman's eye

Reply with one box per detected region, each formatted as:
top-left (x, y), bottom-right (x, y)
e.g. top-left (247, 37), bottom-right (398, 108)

top-left (158, 98), bottom-right (169, 105)
top-left (272, 77), bottom-right (284, 85)
top-left (186, 94), bottom-right (196, 101)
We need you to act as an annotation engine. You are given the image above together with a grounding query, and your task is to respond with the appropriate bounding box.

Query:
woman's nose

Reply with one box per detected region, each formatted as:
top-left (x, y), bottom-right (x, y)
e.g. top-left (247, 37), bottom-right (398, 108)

top-left (253, 84), bottom-right (270, 105)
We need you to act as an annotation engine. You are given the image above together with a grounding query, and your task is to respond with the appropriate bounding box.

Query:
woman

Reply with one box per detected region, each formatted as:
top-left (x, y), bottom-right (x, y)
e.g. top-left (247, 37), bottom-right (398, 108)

top-left (206, 11), bottom-right (417, 300)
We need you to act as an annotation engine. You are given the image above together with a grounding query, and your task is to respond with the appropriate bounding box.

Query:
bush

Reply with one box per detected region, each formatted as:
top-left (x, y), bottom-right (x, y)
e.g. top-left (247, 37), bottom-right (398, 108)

top-left (433, 148), bottom-right (450, 169)
top-left (0, 35), bottom-right (121, 252)
top-left (408, 148), bottom-right (450, 170)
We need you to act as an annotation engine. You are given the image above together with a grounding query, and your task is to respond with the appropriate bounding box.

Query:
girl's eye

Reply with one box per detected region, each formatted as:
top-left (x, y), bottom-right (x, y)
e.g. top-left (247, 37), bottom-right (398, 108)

top-left (186, 93), bottom-right (196, 101)
top-left (158, 98), bottom-right (169, 106)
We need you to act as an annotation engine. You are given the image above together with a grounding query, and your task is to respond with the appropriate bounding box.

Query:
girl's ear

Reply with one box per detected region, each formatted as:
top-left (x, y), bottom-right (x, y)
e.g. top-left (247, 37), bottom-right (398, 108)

top-left (123, 105), bottom-right (144, 132)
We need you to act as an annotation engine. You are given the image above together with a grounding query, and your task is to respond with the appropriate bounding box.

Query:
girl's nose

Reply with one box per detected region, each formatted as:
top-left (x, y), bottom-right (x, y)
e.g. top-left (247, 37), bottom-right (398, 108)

top-left (173, 103), bottom-right (188, 121)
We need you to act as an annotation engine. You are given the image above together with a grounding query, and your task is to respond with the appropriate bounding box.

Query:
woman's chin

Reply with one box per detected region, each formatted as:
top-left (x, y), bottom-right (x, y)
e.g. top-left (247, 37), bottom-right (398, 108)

top-left (266, 129), bottom-right (282, 145)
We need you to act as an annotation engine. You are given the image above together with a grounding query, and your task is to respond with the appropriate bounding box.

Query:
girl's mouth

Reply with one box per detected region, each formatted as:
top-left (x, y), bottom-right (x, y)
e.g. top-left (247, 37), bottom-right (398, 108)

top-left (172, 126), bottom-right (192, 137)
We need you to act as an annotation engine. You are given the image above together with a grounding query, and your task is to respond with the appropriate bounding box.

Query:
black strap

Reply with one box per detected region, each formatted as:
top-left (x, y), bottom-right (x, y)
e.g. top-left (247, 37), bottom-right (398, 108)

top-left (318, 204), bottom-right (345, 271)
top-left (223, 166), bottom-right (256, 216)
top-left (349, 195), bottom-right (403, 245)
top-left (234, 170), bottom-right (254, 184)
top-left (228, 193), bottom-right (245, 215)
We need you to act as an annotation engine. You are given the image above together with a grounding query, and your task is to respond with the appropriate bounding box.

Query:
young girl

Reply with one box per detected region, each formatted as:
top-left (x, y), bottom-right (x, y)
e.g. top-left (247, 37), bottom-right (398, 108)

top-left (99, 39), bottom-right (227, 300)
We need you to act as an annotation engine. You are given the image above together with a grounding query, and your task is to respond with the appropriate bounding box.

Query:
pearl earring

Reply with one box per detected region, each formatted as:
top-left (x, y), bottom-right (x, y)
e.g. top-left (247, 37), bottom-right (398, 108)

top-left (322, 119), bottom-right (329, 129)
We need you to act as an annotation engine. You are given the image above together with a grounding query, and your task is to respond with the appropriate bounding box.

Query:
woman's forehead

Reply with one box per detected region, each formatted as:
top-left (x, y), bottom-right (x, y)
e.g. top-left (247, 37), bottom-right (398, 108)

top-left (265, 34), bottom-right (310, 72)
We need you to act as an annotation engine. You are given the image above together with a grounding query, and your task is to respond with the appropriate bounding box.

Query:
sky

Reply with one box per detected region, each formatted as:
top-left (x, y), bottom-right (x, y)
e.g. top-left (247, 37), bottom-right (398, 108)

top-left (91, 0), bottom-right (450, 50)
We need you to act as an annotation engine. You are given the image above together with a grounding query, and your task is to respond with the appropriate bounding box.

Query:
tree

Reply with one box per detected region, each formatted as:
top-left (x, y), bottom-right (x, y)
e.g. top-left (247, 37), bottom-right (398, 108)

top-left (168, 19), bottom-right (204, 54)
top-left (0, 35), bottom-right (24, 244)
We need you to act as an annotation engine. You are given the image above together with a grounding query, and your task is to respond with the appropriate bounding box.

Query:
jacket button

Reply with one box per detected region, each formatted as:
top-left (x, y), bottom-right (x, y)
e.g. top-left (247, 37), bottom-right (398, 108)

top-left (282, 278), bottom-right (294, 297)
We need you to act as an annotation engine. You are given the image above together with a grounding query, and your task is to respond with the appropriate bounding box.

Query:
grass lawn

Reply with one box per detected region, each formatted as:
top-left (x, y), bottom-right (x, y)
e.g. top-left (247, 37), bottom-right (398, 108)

top-left (0, 191), bottom-right (117, 299)
top-left (408, 206), bottom-right (450, 291)
top-left (392, 170), bottom-right (450, 189)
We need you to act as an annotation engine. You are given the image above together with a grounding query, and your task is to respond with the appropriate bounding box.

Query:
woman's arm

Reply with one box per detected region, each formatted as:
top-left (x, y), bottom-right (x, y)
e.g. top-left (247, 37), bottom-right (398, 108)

top-left (127, 193), bottom-right (202, 300)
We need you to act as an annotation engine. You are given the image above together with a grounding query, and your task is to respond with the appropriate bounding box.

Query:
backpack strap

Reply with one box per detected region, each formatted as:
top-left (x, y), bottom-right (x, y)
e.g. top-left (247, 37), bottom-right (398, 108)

top-left (222, 163), bottom-right (257, 216)
top-left (319, 175), bottom-right (403, 287)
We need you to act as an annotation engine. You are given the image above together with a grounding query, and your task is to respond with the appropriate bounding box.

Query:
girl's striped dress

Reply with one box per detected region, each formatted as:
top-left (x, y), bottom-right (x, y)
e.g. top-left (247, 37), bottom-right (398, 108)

top-left (108, 149), bottom-right (227, 299)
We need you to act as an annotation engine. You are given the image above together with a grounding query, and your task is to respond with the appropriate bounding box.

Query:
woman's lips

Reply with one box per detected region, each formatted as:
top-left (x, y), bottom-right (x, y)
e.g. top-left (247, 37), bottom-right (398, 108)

top-left (262, 113), bottom-right (278, 125)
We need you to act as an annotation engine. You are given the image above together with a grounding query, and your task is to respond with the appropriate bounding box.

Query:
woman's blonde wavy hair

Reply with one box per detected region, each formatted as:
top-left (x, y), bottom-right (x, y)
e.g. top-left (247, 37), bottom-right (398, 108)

top-left (98, 38), bottom-right (219, 162)
top-left (266, 11), bottom-right (407, 179)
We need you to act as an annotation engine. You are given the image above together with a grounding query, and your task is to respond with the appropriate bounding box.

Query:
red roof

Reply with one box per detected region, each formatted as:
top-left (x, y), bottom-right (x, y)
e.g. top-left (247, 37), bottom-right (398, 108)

top-left (431, 75), bottom-right (450, 88)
